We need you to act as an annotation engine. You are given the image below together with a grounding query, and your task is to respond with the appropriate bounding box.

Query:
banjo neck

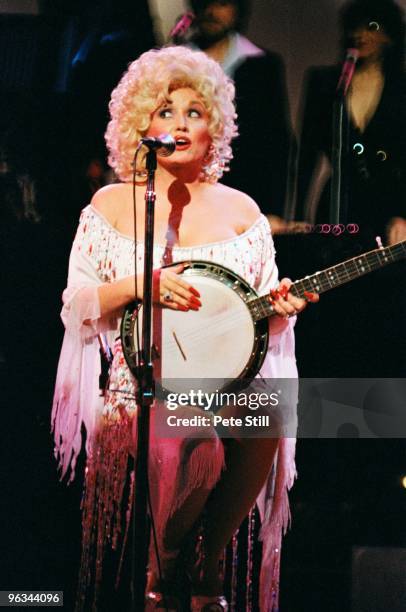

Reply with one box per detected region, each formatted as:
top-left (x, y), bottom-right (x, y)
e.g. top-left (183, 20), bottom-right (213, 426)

top-left (249, 239), bottom-right (406, 322)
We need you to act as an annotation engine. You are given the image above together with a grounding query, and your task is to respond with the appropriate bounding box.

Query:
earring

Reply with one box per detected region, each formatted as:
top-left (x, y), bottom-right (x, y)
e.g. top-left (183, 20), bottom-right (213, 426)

top-left (201, 143), bottom-right (226, 183)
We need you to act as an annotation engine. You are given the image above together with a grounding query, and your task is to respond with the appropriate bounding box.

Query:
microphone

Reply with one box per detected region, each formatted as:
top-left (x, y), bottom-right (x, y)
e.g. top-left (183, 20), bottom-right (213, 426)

top-left (140, 134), bottom-right (176, 157)
top-left (169, 11), bottom-right (195, 43)
top-left (336, 48), bottom-right (359, 97)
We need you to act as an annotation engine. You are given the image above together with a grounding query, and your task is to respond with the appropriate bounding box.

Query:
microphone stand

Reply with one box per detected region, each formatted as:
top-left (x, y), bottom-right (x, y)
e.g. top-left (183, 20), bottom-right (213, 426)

top-left (329, 87), bottom-right (350, 225)
top-left (130, 149), bottom-right (157, 611)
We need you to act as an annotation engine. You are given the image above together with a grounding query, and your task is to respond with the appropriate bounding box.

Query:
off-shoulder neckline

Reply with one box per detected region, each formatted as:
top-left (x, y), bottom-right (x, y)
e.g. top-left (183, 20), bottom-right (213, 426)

top-left (86, 204), bottom-right (269, 250)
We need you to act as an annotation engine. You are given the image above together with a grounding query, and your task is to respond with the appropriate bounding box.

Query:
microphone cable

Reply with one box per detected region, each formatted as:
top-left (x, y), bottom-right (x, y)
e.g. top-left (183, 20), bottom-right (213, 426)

top-left (132, 147), bottom-right (142, 360)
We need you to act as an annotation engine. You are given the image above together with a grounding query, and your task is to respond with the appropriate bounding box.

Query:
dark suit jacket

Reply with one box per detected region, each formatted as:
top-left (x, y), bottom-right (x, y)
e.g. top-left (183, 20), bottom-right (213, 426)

top-left (221, 50), bottom-right (293, 218)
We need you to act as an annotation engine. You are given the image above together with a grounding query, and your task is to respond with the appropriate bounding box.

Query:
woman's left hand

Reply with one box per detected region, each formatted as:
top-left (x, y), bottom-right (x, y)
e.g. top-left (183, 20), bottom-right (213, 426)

top-left (268, 278), bottom-right (318, 334)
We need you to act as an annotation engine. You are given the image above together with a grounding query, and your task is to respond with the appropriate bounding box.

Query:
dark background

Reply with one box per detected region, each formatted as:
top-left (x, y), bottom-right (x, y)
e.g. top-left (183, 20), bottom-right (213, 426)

top-left (0, 1), bottom-right (405, 611)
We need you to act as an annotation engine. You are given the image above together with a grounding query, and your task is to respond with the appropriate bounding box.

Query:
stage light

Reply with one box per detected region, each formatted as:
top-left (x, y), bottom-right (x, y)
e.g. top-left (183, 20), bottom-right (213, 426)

top-left (401, 476), bottom-right (406, 489)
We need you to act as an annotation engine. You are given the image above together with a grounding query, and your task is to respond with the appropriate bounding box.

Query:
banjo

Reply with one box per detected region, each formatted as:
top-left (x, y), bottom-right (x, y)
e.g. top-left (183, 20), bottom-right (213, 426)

top-left (121, 240), bottom-right (406, 394)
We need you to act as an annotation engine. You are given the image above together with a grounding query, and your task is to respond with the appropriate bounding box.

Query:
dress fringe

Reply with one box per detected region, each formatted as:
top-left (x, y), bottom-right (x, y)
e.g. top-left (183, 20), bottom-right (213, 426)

top-left (76, 415), bottom-right (133, 612)
top-left (75, 413), bottom-right (225, 611)
top-left (258, 438), bottom-right (297, 612)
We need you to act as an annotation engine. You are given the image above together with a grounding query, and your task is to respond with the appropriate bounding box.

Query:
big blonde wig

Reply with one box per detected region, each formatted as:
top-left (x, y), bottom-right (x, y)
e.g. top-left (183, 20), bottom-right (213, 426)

top-left (105, 46), bottom-right (238, 183)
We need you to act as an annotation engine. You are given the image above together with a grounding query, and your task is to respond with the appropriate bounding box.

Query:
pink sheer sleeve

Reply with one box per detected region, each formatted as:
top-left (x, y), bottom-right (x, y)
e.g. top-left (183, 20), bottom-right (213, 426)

top-left (60, 216), bottom-right (118, 338)
top-left (255, 219), bottom-right (297, 357)
top-left (255, 222), bottom-right (279, 296)
top-left (51, 210), bottom-right (119, 481)
top-left (254, 219), bottom-right (298, 612)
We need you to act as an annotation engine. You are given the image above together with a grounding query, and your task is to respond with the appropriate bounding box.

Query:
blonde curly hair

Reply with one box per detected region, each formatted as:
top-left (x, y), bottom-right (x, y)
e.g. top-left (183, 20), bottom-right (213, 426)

top-left (105, 46), bottom-right (238, 183)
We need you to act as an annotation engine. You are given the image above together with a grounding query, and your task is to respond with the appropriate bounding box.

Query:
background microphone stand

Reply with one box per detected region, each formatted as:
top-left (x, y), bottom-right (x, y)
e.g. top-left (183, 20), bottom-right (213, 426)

top-left (330, 93), bottom-right (349, 224)
top-left (130, 148), bottom-right (157, 611)
top-left (329, 49), bottom-right (358, 224)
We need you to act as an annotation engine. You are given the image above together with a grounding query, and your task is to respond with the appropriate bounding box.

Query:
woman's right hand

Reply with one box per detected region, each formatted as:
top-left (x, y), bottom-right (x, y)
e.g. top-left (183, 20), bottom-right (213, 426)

top-left (153, 263), bottom-right (202, 311)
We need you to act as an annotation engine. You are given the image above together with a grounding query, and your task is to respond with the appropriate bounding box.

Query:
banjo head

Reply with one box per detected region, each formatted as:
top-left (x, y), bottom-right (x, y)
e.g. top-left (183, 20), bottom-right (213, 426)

top-left (121, 261), bottom-right (269, 395)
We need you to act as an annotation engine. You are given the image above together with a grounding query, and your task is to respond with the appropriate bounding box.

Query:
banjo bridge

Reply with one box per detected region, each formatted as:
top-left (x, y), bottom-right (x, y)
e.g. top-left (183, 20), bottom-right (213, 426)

top-left (172, 331), bottom-right (187, 361)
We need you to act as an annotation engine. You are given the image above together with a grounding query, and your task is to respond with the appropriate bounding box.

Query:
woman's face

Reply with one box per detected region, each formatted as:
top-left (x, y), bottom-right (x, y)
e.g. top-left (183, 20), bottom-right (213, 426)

top-left (147, 87), bottom-right (212, 170)
top-left (350, 22), bottom-right (391, 61)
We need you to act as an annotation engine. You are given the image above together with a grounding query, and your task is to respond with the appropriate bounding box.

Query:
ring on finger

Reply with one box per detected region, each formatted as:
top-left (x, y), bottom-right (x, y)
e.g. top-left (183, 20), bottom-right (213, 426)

top-left (163, 291), bottom-right (173, 302)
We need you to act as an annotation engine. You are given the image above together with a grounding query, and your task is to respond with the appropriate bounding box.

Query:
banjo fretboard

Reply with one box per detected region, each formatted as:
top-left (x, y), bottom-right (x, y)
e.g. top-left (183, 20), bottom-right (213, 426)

top-left (248, 240), bottom-right (406, 322)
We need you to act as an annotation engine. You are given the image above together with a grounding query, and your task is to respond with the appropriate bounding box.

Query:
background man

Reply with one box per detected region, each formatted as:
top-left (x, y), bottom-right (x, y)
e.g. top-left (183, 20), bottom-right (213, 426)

top-left (187, 0), bottom-right (294, 223)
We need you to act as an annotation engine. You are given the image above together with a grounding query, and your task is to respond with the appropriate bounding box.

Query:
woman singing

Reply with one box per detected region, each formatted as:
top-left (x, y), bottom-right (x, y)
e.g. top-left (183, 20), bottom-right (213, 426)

top-left (52, 46), bottom-right (313, 612)
top-left (295, 0), bottom-right (405, 377)
top-left (297, 0), bottom-right (405, 239)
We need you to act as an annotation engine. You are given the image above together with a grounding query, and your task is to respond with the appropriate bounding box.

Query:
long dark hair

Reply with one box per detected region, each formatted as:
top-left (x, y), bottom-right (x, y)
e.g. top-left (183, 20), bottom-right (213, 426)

top-left (339, 0), bottom-right (405, 77)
